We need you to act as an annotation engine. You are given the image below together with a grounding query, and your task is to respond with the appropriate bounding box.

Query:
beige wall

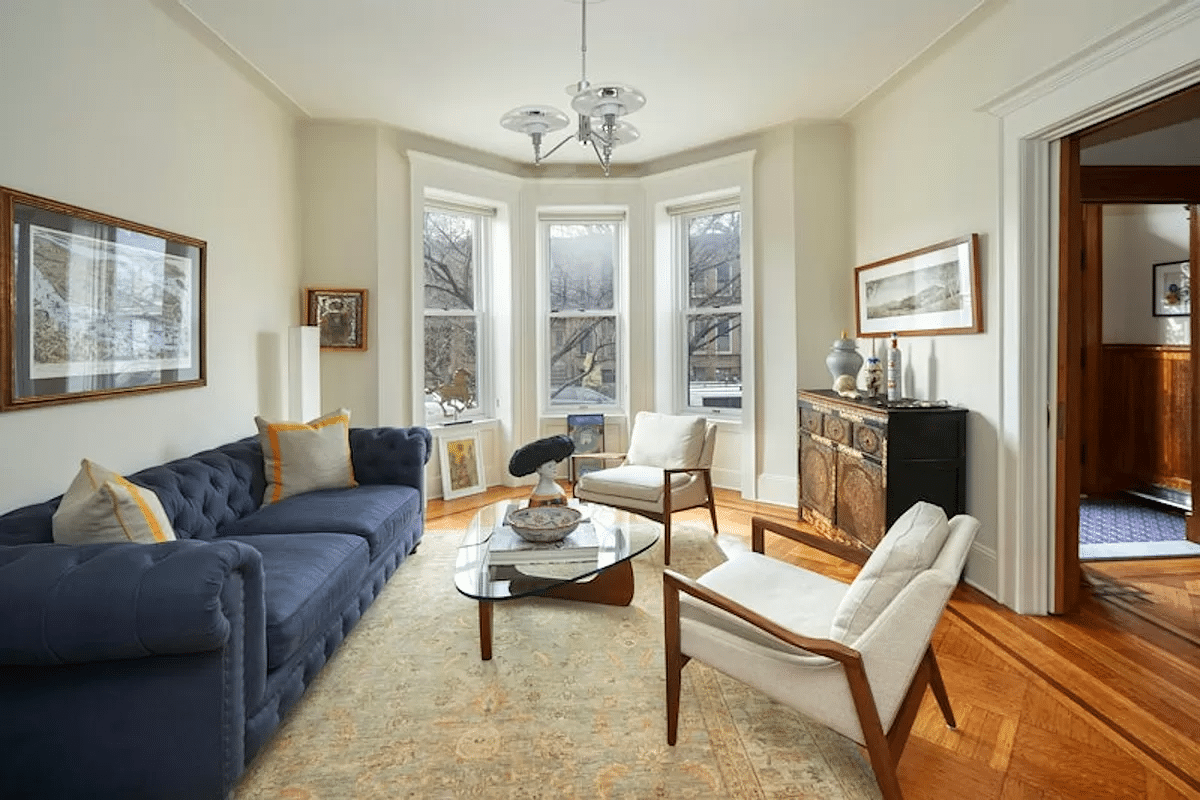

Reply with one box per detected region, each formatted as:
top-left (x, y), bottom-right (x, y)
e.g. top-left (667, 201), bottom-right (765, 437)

top-left (848, 0), bottom-right (1175, 594)
top-left (1102, 205), bottom-right (1192, 345)
top-left (0, 0), bottom-right (299, 511)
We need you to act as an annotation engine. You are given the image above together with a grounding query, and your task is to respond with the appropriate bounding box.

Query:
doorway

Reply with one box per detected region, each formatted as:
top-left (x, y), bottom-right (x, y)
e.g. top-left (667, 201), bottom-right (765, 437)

top-left (1058, 84), bottom-right (1200, 642)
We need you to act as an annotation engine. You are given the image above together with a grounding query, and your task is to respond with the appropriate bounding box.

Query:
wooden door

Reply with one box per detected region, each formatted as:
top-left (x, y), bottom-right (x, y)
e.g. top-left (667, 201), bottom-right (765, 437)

top-left (1190, 204), bottom-right (1199, 544)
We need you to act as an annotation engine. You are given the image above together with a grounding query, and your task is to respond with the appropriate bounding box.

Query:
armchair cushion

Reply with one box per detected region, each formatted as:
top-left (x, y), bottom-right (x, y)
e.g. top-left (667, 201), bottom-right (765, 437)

top-left (576, 465), bottom-right (693, 503)
top-left (624, 412), bottom-right (707, 469)
top-left (682, 552), bottom-right (849, 656)
top-left (830, 501), bottom-right (950, 643)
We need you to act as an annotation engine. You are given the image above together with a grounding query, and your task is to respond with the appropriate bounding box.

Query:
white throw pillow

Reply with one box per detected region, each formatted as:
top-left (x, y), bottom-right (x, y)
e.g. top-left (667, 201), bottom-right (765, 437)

top-left (624, 412), bottom-right (707, 469)
top-left (256, 408), bottom-right (357, 504)
top-left (52, 460), bottom-right (177, 545)
top-left (830, 501), bottom-right (951, 643)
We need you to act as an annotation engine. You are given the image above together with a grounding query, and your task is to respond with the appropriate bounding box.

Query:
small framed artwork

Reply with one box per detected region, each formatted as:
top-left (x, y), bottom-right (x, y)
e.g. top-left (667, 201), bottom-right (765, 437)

top-left (305, 288), bottom-right (368, 350)
top-left (567, 413), bottom-right (605, 483)
top-left (439, 432), bottom-right (485, 500)
top-left (1, 186), bottom-right (206, 411)
top-left (855, 234), bottom-right (982, 337)
top-left (1152, 259), bottom-right (1189, 317)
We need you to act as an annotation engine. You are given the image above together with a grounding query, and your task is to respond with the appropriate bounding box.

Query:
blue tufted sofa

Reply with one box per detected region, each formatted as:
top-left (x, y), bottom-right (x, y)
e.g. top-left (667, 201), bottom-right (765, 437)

top-left (0, 425), bottom-right (431, 800)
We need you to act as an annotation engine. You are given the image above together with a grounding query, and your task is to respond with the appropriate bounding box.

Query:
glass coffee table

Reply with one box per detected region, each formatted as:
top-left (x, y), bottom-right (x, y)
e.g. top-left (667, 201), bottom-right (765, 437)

top-left (454, 499), bottom-right (658, 660)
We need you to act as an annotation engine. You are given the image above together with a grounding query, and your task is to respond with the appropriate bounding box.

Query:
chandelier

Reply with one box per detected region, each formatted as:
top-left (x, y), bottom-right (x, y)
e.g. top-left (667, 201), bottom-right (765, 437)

top-left (500, 0), bottom-right (645, 176)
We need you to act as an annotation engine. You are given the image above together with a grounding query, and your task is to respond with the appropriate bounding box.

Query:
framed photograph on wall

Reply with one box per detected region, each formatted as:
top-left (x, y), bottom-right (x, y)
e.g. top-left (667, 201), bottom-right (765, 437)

top-left (567, 413), bottom-right (606, 483)
top-left (305, 287), bottom-right (368, 350)
top-left (854, 234), bottom-right (982, 337)
top-left (0, 186), bottom-right (206, 411)
top-left (1152, 259), bottom-right (1190, 317)
top-left (439, 432), bottom-right (485, 500)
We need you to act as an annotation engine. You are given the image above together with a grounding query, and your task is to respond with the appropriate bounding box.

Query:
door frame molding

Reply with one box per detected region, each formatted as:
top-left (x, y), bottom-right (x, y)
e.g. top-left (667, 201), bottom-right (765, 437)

top-left (982, 0), bottom-right (1200, 614)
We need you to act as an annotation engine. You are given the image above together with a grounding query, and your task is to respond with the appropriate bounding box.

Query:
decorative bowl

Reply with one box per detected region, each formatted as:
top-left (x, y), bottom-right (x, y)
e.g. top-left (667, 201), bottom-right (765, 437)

top-left (506, 505), bottom-right (583, 543)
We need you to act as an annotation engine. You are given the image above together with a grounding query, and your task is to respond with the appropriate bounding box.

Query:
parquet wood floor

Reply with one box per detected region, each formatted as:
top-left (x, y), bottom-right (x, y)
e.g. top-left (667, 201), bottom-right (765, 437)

top-left (429, 487), bottom-right (1200, 799)
top-left (1085, 558), bottom-right (1200, 648)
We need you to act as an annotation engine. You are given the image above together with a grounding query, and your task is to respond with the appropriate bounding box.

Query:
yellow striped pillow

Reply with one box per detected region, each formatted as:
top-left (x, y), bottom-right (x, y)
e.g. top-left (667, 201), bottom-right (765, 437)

top-left (52, 459), bottom-right (177, 545)
top-left (256, 408), bottom-right (357, 505)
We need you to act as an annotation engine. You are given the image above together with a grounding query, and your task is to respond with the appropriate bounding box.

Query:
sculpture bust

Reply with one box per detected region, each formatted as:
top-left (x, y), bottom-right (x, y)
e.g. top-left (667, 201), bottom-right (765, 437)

top-left (507, 435), bottom-right (576, 507)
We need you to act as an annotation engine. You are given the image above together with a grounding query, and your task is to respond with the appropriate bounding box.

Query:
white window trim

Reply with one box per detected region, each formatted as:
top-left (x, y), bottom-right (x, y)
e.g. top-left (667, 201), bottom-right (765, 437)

top-left (422, 198), bottom-right (492, 423)
top-left (537, 208), bottom-right (629, 416)
top-left (672, 197), bottom-right (743, 418)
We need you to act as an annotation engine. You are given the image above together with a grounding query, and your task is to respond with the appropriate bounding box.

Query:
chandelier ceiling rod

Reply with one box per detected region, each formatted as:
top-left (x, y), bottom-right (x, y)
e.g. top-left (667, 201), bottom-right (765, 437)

top-left (499, 0), bottom-right (645, 177)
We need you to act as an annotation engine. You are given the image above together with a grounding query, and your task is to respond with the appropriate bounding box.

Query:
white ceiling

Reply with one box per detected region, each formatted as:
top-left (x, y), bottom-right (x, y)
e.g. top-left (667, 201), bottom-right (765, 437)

top-left (173, 0), bottom-right (986, 166)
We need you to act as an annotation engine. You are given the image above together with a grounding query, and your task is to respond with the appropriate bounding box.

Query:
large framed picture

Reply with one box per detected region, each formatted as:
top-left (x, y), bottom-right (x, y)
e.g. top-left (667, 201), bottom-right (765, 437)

top-left (0, 187), bottom-right (206, 411)
top-left (854, 234), bottom-right (982, 337)
top-left (439, 432), bottom-right (485, 500)
top-left (1152, 259), bottom-right (1189, 317)
top-left (305, 287), bottom-right (368, 351)
top-left (567, 413), bottom-right (606, 483)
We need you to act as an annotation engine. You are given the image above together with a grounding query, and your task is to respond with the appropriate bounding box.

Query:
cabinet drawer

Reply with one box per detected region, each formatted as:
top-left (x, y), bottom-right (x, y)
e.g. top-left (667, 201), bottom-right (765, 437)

top-left (853, 422), bottom-right (884, 457)
top-left (822, 414), bottom-right (852, 446)
top-left (800, 407), bottom-right (823, 434)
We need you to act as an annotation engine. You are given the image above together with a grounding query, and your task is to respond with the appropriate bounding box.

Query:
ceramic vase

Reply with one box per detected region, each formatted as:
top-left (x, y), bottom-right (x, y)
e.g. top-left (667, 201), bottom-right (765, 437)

top-left (825, 332), bottom-right (864, 389)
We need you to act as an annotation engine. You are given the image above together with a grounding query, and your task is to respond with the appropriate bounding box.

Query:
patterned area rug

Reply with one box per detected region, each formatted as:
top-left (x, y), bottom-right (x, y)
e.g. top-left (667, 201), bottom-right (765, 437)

top-left (1079, 496), bottom-right (1186, 544)
top-left (234, 522), bottom-right (880, 799)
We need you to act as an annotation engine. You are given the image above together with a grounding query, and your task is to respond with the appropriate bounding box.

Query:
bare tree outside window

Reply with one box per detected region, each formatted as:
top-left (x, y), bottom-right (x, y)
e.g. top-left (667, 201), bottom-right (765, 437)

top-left (424, 208), bottom-right (482, 418)
top-left (546, 222), bottom-right (619, 406)
top-left (685, 209), bottom-right (742, 409)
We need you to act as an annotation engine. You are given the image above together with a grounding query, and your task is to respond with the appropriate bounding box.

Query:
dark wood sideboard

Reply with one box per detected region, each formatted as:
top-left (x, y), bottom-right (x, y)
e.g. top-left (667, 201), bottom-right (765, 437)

top-left (798, 389), bottom-right (968, 549)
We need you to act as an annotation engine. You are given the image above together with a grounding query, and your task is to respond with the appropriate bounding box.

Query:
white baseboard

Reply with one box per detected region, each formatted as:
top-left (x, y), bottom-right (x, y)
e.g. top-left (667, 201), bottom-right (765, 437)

top-left (754, 472), bottom-right (797, 507)
top-left (963, 542), bottom-right (999, 601)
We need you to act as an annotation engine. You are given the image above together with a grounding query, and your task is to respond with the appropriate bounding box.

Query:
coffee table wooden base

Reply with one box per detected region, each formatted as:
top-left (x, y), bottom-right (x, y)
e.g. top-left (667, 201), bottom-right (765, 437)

top-left (476, 559), bottom-right (635, 660)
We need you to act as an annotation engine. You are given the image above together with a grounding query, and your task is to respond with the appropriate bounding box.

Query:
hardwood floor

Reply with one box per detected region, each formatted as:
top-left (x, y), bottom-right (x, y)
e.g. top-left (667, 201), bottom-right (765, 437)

top-left (429, 487), bottom-right (1200, 799)
top-left (1085, 558), bottom-right (1200, 648)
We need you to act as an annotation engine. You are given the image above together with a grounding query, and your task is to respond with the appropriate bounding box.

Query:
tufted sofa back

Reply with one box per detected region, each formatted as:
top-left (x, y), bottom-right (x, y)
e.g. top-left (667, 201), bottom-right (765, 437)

top-left (128, 438), bottom-right (266, 540)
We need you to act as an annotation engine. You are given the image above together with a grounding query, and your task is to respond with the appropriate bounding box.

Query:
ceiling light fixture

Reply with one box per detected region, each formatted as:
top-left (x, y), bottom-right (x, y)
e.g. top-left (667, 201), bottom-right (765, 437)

top-left (500, 0), bottom-right (644, 176)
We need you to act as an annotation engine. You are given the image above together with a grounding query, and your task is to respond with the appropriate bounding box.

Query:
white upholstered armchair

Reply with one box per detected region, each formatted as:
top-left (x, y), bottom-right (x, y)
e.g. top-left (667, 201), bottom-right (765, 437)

top-left (663, 501), bottom-right (980, 800)
top-left (573, 411), bottom-right (718, 565)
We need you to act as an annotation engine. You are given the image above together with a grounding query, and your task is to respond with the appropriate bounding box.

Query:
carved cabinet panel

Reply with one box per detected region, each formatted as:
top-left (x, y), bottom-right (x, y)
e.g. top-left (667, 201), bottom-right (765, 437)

top-left (798, 389), bottom-right (967, 550)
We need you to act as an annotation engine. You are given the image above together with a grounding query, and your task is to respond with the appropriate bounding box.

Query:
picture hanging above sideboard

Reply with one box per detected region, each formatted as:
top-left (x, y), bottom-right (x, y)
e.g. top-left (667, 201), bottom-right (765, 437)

top-left (854, 233), bottom-right (982, 337)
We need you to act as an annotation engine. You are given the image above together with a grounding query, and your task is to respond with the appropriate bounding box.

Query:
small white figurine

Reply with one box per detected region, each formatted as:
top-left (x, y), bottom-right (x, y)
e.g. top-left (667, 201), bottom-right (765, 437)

top-left (833, 374), bottom-right (859, 399)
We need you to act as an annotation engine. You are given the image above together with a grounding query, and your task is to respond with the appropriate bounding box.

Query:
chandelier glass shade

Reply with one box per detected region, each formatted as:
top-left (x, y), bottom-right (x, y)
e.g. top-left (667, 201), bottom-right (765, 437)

top-left (500, 0), bottom-right (644, 176)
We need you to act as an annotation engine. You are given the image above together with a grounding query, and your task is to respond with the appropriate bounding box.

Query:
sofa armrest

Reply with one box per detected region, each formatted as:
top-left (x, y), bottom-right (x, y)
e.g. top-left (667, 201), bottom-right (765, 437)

top-left (350, 426), bottom-right (432, 492)
top-left (0, 539), bottom-right (264, 666)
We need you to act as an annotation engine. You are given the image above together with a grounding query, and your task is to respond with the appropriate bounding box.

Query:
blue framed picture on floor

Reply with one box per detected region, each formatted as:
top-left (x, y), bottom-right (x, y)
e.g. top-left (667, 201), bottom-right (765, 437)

top-left (567, 413), bottom-right (605, 483)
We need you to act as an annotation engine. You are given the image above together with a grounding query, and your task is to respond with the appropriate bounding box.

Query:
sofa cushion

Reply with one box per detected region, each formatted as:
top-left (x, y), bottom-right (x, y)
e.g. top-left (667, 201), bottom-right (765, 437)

top-left (221, 532), bottom-right (369, 670)
top-left (256, 409), bottom-right (357, 505)
top-left (52, 460), bottom-right (176, 545)
top-left (830, 501), bottom-right (951, 643)
top-left (217, 484), bottom-right (421, 560)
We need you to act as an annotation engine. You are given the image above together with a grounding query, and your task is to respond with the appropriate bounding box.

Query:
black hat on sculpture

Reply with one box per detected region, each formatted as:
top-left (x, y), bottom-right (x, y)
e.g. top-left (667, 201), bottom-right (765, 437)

top-left (508, 435), bottom-right (575, 506)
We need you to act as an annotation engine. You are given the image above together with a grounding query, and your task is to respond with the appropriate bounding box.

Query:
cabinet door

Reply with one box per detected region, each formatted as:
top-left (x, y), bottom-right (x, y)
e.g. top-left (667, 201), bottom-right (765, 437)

top-left (836, 450), bottom-right (886, 548)
top-left (800, 433), bottom-right (836, 521)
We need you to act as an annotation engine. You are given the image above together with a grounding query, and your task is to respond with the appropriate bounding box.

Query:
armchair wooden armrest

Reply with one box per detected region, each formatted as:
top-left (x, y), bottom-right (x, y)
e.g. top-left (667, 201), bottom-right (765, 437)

top-left (751, 515), bottom-right (870, 566)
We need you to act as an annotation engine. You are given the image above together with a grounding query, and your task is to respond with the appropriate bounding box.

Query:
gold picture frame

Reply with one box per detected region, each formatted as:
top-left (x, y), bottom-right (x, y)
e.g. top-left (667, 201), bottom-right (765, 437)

top-left (854, 234), bottom-right (982, 337)
top-left (305, 287), bottom-right (368, 351)
top-left (1, 186), bottom-right (206, 411)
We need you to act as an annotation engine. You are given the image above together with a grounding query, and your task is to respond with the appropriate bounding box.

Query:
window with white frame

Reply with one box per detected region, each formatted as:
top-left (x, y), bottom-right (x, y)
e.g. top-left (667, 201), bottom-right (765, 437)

top-left (423, 202), bottom-right (491, 421)
top-left (675, 201), bottom-right (742, 412)
top-left (542, 215), bottom-right (624, 409)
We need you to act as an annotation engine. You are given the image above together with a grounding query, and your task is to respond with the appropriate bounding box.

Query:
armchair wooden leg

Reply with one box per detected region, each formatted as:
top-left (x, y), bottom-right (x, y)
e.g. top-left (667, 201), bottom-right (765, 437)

top-left (702, 470), bottom-right (719, 535)
top-left (663, 574), bottom-right (683, 745)
top-left (663, 514), bottom-right (673, 565)
top-left (926, 648), bottom-right (957, 728)
top-left (845, 655), bottom-right (906, 800)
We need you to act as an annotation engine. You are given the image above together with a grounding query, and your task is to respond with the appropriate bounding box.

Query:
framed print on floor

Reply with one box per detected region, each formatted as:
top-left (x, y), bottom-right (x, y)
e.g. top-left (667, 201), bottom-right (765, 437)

top-left (0, 186), bottom-right (206, 411)
top-left (854, 234), bottom-right (982, 337)
top-left (567, 413), bottom-right (606, 483)
top-left (1152, 259), bottom-right (1189, 317)
top-left (439, 432), bottom-right (485, 500)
